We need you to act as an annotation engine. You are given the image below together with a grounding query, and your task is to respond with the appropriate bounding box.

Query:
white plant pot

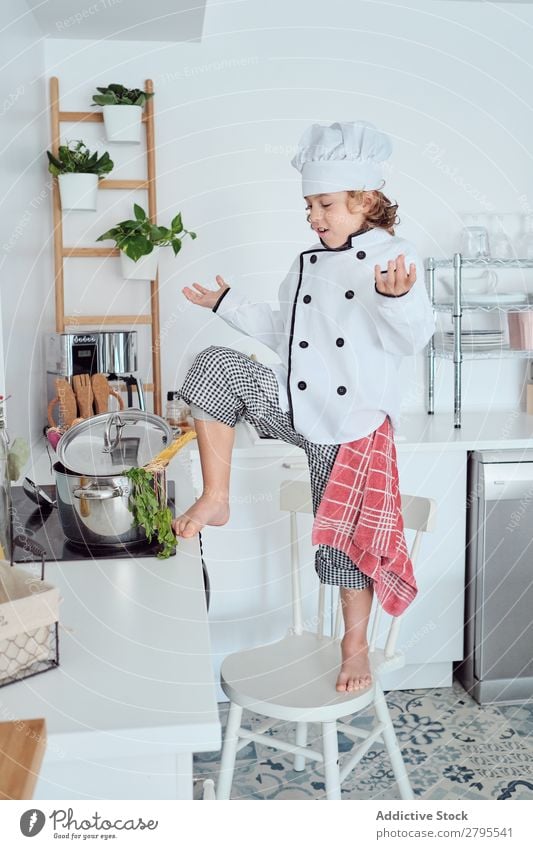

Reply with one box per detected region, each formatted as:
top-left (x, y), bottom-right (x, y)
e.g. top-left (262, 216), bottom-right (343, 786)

top-left (103, 105), bottom-right (143, 143)
top-left (58, 173), bottom-right (99, 211)
top-left (120, 246), bottom-right (160, 280)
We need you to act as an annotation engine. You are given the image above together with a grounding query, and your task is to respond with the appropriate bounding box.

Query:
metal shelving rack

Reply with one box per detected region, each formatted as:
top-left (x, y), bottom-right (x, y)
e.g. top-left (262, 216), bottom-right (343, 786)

top-left (49, 76), bottom-right (162, 415)
top-left (426, 253), bottom-right (533, 428)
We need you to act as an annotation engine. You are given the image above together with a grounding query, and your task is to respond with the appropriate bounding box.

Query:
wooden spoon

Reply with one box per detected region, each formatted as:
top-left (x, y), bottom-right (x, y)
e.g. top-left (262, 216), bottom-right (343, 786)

top-left (72, 374), bottom-right (94, 419)
top-left (91, 373), bottom-right (124, 414)
top-left (55, 377), bottom-right (78, 427)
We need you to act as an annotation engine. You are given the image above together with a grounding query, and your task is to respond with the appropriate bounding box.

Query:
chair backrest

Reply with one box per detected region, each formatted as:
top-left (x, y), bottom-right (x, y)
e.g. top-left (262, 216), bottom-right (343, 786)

top-left (279, 480), bottom-right (437, 659)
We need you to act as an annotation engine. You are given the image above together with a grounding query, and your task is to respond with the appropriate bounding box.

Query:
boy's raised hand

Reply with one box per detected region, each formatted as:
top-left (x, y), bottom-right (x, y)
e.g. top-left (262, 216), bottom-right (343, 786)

top-left (374, 254), bottom-right (416, 297)
top-left (182, 274), bottom-right (229, 309)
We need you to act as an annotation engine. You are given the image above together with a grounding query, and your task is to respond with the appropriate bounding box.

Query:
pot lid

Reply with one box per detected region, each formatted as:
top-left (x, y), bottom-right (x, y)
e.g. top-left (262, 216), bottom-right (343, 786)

top-left (56, 409), bottom-right (173, 476)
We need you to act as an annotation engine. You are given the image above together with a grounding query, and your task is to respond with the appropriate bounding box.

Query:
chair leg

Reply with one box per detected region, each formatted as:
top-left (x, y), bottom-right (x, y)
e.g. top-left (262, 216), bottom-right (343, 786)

top-left (294, 722), bottom-right (308, 771)
top-left (373, 682), bottom-right (414, 800)
top-left (322, 721), bottom-right (341, 800)
top-left (216, 701), bottom-right (243, 800)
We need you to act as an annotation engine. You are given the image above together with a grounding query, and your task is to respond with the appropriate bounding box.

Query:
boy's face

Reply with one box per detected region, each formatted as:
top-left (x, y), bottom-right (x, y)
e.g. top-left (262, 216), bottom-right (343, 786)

top-left (304, 190), bottom-right (367, 249)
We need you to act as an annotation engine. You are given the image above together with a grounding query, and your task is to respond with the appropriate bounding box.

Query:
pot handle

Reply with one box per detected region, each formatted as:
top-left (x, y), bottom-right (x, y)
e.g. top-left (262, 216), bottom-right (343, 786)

top-left (103, 413), bottom-right (126, 454)
top-left (73, 485), bottom-right (125, 501)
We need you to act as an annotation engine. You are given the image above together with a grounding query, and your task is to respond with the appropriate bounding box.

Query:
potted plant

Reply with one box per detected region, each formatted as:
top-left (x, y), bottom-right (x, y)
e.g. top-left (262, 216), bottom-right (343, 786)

top-left (91, 84), bottom-right (155, 144)
top-left (46, 140), bottom-right (114, 211)
top-left (96, 203), bottom-right (197, 280)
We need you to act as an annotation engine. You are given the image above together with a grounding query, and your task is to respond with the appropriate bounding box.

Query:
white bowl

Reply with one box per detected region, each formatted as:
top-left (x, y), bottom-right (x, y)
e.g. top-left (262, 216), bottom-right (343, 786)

top-left (439, 268), bottom-right (498, 296)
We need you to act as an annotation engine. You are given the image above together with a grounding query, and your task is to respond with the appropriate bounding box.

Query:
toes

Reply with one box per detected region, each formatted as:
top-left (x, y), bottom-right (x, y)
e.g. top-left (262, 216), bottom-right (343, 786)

top-left (181, 520), bottom-right (199, 539)
top-left (336, 674), bottom-right (349, 692)
top-left (173, 515), bottom-right (201, 538)
top-left (344, 674), bottom-right (372, 692)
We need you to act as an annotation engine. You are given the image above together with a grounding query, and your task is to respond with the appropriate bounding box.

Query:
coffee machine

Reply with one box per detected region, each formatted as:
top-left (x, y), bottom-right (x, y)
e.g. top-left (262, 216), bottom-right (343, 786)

top-left (46, 331), bottom-right (145, 411)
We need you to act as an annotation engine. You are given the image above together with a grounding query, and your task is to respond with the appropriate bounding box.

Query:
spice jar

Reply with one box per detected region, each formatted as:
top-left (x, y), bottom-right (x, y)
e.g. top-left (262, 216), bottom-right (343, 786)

top-left (166, 392), bottom-right (190, 428)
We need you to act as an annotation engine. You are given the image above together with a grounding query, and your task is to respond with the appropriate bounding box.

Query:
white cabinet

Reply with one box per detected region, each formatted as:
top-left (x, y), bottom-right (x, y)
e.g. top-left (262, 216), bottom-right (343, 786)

top-left (387, 447), bottom-right (467, 689)
top-left (192, 446), bottom-right (331, 702)
top-left (190, 428), bottom-right (467, 698)
top-left (34, 754), bottom-right (184, 801)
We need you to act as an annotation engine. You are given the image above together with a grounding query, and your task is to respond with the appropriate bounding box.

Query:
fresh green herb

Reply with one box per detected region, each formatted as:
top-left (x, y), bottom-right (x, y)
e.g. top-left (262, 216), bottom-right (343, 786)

top-left (124, 467), bottom-right (176, 559)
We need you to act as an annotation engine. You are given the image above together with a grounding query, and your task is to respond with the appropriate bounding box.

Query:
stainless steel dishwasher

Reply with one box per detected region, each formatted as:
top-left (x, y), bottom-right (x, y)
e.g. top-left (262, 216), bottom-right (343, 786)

top-left (454, 449), bottom-right (533, 705)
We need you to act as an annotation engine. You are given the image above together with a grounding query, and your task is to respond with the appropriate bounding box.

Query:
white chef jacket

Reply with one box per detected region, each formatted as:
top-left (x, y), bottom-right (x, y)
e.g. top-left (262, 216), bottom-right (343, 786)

top-left (212, 226), bottom-right (436, 444)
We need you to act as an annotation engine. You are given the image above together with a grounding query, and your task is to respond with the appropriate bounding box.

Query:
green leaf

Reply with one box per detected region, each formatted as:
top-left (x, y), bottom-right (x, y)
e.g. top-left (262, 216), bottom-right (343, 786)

top-left (149, 225), bottom-right (170, 243)
top-left (46, 150), bottom-right (62, 170)
top-left (171, 212), bottom-right (183, 233)
top-left (96, 226), bottom-right (121, 242)
top-left (119, 219), bottom-right (143, 231)
top-left (171, 239), bottom-right (182, 256)
top-left (93, 93), bottom-right (117, 106)
top-left (134, 203), bottom-right (147, 221)
top-left (121, 235), bottom-right (152, 261)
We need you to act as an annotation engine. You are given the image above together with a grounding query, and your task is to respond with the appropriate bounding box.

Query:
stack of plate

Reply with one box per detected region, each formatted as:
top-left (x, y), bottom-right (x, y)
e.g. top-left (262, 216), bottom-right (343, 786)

top-left (435, 330), bottom-right (508, 351)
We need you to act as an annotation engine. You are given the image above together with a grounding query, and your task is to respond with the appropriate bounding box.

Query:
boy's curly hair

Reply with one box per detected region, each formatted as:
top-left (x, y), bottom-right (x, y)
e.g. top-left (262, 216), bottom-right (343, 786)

top-left (347, 185), bottom-right (399, 235)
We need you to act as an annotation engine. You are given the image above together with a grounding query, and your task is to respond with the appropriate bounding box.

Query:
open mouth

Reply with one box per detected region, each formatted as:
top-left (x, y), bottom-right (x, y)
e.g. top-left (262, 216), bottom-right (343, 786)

top-left (316, 228), bottom-right (329, 236)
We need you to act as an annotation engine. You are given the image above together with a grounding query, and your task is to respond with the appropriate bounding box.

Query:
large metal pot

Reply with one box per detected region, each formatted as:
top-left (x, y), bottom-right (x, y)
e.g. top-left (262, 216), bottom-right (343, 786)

top-left (54, 410), bottom-right (172, 548)
top-left (53, 462), bottom-right (168, 547)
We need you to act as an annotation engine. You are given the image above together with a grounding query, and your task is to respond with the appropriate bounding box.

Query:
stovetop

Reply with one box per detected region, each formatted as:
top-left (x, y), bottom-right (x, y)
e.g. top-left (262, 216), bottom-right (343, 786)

top-left (11, 482), bottom-right (176, 563)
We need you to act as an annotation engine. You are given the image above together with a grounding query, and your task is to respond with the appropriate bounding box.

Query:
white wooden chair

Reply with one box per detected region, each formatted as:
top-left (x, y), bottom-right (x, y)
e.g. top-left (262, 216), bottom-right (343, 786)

top-left (216, 480), bottom-right (437, 800)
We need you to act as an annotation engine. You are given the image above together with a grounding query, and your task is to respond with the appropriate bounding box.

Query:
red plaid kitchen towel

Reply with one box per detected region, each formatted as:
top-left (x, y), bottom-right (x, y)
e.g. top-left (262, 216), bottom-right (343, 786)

top-left (312, 415), bottom-right (417, 616)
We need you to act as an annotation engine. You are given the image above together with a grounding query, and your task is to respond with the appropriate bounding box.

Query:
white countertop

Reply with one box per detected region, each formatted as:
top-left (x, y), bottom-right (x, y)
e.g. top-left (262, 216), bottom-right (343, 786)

top-left (0, 461), bottom-right (221, 765)
top-left (0, 543), bottom-right (221, 762)
top-left (394, 409), bottom-right (533, 452)
top-left (189, 411), bottom-right (533, 458)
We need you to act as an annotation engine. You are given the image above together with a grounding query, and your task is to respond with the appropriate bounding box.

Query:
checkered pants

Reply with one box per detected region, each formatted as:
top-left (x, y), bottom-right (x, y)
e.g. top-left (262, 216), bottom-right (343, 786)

top-left (179, 345), bottom-right (373, 591)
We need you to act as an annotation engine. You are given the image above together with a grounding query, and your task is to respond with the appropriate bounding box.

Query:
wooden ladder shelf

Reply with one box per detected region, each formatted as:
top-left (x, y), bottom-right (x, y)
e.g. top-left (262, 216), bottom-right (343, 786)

top-left (49, 76), bottom-right (162, 414)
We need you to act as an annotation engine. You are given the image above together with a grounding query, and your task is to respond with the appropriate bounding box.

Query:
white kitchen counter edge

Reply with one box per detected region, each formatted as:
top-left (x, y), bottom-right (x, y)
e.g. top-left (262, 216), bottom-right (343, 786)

top-left (187, 411), bottom-right (533, 457)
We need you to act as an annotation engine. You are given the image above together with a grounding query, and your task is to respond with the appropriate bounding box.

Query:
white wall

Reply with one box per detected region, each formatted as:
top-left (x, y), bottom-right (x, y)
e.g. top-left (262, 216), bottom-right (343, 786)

top-left (3, 0), bottom-right (533, 463)
top-left (0, 0), bottom-right (55, 462)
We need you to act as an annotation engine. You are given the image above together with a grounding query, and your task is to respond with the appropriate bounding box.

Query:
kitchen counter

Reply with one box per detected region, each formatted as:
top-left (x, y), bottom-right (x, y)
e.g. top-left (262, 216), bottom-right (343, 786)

top-left (207, 409), bottom-right (533, 458)
top-left (0, 460), bottom-right (221, 800)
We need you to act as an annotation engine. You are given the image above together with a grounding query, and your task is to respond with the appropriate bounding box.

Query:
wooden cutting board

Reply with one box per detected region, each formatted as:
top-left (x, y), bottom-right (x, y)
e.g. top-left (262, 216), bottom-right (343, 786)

top-left (0, 718), bottom-right (46, 799)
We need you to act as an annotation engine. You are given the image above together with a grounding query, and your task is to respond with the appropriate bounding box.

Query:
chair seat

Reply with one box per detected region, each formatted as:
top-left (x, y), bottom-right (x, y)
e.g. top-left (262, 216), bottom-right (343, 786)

top-left (220, 630), bottom-right (405, 723)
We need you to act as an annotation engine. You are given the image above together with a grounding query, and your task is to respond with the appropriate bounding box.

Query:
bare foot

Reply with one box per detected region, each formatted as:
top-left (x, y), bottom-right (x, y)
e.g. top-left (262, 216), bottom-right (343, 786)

top-left (336, 637), bottom-right (372, 693)
top-left (173, 494), bottom-right (230, 539)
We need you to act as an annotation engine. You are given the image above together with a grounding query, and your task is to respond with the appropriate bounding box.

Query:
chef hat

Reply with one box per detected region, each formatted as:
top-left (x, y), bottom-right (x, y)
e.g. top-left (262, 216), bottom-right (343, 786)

top-left (291, 121), bottom-right (392, 197)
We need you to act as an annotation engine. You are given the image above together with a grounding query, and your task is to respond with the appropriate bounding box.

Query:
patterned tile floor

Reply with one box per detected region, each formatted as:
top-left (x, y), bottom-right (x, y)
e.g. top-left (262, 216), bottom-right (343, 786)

top-left (193, 681), bottom-right (533, 800)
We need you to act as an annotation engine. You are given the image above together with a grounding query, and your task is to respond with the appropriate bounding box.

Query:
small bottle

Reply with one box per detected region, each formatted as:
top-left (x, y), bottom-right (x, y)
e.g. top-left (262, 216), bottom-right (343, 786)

top-left (166, 392), bottom-right (190, 429)
top-left (0, 400), bottom-right (12, 562)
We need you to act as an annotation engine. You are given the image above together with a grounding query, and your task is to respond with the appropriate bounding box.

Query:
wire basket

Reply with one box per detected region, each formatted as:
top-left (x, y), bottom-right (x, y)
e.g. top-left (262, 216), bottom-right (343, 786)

top-left (0, 560), bottom-right (60, 688)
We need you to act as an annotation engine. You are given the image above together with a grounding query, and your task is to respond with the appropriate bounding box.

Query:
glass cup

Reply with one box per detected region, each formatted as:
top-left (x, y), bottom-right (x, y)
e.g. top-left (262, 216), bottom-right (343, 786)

top-left (516, 213), bottom-right (533, 259)
top-left (488, 214), bottom-right (513, 259)
top-left (460, 226), bottom-right (491, 259)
